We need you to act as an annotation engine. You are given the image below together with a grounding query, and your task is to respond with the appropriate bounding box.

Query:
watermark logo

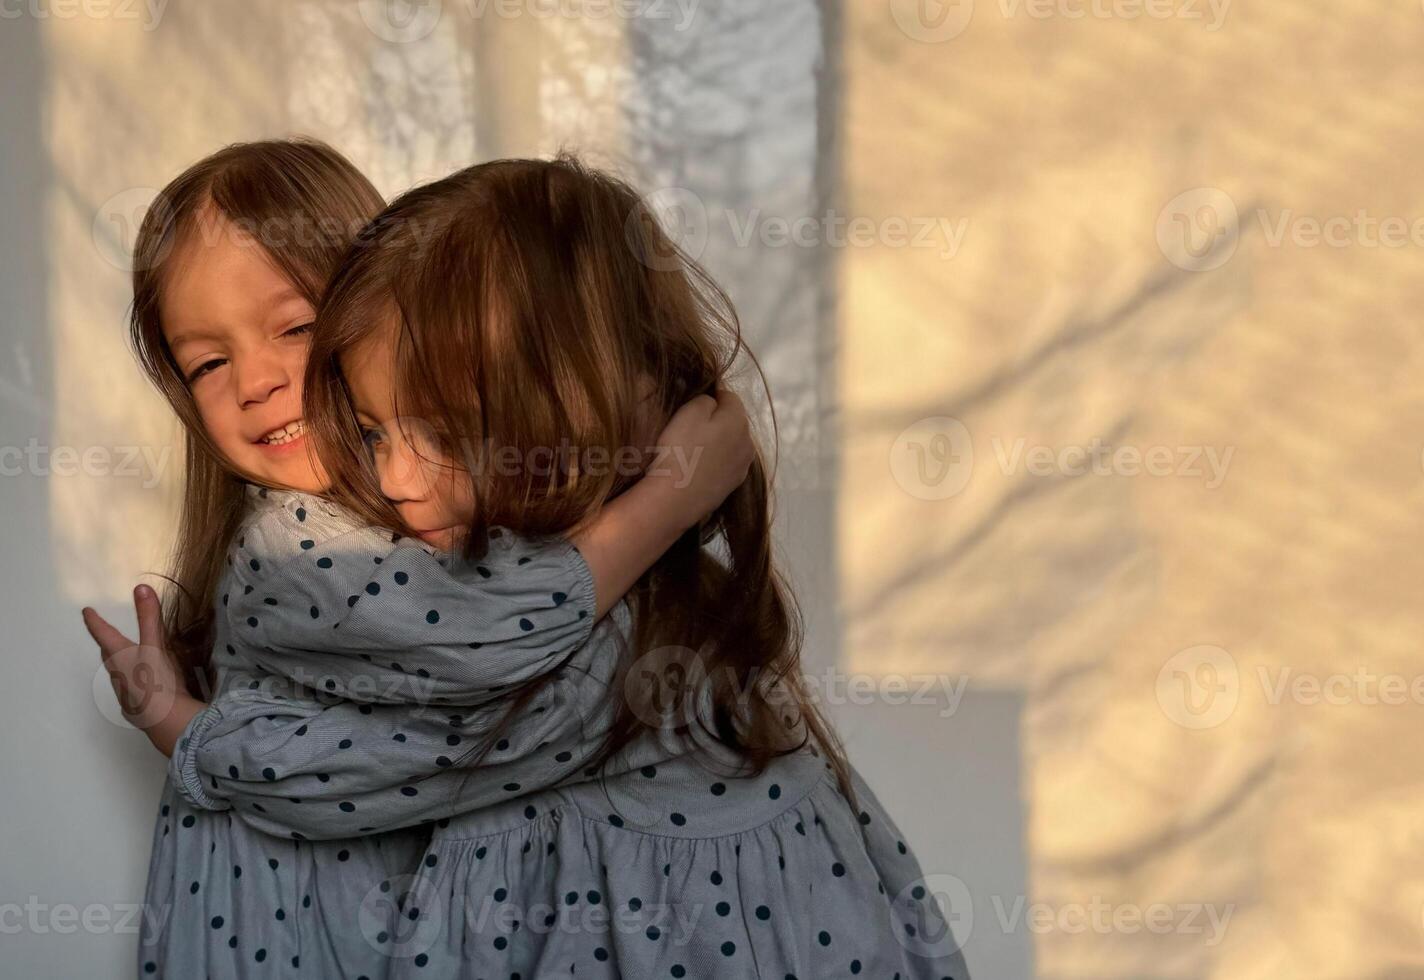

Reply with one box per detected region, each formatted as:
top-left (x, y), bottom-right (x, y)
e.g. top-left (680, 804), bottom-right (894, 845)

top-left (1156, 187), bottom-right (1239, 272)
top-left (1156, 644), bottom-right (1239, 729)
top-left (358, 873), bottom-right (444, 959)
top-left (890, 416), bottom-right (975, 500)
top-left (632, 187), bottom-right (711, 268)
top-left (93, 187), bottom-right (172, 273)
top-left (890, 0), bottom-right (975, 42)
top-left (92, 643), bottom-right (181, 731)
top-left (893, 872), bottom-right (974, 958)
top-left (621, 644), bottom-right (713, 731)
top-left (358, 0), bottom-right (443, 42)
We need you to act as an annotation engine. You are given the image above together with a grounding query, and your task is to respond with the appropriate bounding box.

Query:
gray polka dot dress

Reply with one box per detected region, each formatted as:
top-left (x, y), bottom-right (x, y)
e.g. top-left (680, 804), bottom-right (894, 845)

top-left (136, 494), bottom-right (436, 977)
top-left (137, 781), bottom-right (427, 979)
top-left (167, 487), bottom-right (972, 979)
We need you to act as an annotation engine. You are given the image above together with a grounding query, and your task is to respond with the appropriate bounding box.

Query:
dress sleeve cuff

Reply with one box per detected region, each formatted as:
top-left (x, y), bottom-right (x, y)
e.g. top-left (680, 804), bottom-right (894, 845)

top-left (168, 701), bottom-right (232, 812)
top-left (565, 540), bottom-right (598, 643)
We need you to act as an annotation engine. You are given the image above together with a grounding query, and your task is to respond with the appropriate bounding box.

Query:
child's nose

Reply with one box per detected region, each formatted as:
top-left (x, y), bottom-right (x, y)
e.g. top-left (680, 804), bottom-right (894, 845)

top-left (378, 442), bottom-right (425, 504)
top-left (234, 350), bottom-right (291, 408)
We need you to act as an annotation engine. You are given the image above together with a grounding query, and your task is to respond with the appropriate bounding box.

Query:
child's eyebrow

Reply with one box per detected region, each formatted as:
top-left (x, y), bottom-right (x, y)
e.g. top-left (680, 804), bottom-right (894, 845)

top-left (265, 286), bottom-right (309, 313)
top-left (166, 328), bottom-right (223, 348)
top-left (169, 290), bottom-right (312, 349)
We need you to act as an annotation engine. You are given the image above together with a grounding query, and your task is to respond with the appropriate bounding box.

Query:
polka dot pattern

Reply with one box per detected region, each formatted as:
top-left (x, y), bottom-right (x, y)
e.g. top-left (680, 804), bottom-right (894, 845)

top-left (380, 752), bottom-right (968, 979)
top-left (147, 486), bottom-right (967, 980)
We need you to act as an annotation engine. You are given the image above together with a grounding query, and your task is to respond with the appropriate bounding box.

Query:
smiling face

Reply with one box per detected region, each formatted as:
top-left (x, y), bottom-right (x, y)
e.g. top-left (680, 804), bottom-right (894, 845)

top-left (159, 209), bottom-right (326, 492)
top-left (342, 327), bottom-right (476, 551)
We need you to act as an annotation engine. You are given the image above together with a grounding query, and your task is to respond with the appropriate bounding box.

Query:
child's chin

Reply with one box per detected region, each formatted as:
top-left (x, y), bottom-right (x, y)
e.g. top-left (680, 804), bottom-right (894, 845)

top-left (231, 454), bottom-right (326, 495)
top-left (264, 462), bottom-right (327, 494)
top-left (416, 527), bottom-right (464, 551)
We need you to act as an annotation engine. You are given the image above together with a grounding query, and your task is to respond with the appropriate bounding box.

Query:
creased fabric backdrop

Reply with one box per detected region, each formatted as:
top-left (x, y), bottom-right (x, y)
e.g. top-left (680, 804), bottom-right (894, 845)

top-left (3, 0), bottom-right (1421, 976)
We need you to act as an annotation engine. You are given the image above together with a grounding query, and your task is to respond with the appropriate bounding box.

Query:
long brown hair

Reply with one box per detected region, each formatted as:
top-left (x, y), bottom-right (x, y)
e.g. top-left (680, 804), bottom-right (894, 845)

top-left (128, 138), bottom-right (384, 697)
top-left (306, 155), bottom-right (855, 799)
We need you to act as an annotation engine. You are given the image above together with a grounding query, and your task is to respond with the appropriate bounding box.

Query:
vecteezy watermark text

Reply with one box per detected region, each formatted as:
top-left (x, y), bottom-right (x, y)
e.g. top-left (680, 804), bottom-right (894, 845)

top-left (993, 437), bottom-right (1234, 489)
top-left (888, 417), bottom-right (1235, 500)
top-left (0, 440), bottom-right (171, 488)
top-left (889, 0), bottom-right (1230, 44)
top-left (1156, 644), bottom-right (1424, 730)
top-left (0, 0), bottom-right (168, 30)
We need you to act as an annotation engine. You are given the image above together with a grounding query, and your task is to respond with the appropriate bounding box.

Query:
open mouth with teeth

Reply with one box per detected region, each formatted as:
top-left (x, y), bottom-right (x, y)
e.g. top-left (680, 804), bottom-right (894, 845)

top-left (257, 420), bottom-right (306, 447)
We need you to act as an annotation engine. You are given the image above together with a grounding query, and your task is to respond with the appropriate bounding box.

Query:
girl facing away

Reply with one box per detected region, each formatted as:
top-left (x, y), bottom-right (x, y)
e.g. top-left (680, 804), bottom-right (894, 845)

top-left (159, 156), bottom-right (972, 979)
top-left (83, 140), bottom-right (752, 978)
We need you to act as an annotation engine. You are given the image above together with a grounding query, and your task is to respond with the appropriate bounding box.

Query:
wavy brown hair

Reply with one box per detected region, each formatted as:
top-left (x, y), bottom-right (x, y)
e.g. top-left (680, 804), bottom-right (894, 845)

top-left (128, 138), bottom-right (383, 697)
top-left (305, 155), bottom-right (855, 800)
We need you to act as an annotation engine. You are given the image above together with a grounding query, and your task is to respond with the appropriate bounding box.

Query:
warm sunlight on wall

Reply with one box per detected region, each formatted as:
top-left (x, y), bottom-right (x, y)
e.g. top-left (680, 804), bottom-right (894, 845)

top-left (46, 10), bottom-right (284, 600)
top-left (45, 4), bottom-right (486, 602)
top-left (39, 2), bottom-right (1424, 975)
top-left (840, 1), bottom-right (1424, 977)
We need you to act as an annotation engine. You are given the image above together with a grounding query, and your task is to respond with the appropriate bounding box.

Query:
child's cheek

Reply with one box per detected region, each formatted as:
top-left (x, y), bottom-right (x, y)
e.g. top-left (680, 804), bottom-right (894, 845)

top-left (192, 389), bottom-right (240, 457)
top-left (441, 468), bottom-right (478, 526)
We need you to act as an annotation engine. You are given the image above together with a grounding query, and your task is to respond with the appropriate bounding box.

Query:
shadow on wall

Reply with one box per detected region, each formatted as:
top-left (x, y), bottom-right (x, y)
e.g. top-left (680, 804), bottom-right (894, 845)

top-left (0, 16), bottom-right (125, 979)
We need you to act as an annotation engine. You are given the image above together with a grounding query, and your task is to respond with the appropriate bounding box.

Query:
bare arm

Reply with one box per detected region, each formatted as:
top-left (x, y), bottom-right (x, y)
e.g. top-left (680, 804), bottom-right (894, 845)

top-left (571, 389), bottom-right (754, 618)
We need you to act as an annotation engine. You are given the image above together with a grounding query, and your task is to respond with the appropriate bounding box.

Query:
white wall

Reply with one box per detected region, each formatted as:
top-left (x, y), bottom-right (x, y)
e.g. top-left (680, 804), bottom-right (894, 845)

top-left (1, 3), bottom-right (1009, 976)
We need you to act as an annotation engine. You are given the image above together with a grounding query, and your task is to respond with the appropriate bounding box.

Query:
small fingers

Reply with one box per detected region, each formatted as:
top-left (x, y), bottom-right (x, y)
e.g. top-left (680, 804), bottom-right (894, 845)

top-left (81, 606), bottom-right (136, 662)
top-left (134, 584), bottom-right (166, 651)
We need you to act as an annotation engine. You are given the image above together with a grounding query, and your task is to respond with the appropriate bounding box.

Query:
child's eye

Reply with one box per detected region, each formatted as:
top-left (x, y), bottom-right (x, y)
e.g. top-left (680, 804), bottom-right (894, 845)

top-left (282, 323), bottom-right (314, 338)
top-left (186, 358), bottom-right (226, 384)
top-left (360, 426), bottom-right (386, 454)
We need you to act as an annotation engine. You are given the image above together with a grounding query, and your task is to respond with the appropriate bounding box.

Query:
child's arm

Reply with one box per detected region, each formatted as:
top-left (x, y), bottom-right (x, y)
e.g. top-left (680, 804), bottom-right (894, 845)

top-left (233, 525), bottom-right (599, 708)
top-left (228, 388), bottom-right (753, 708)
top-left (168, 613), bottom-right (635, 839)
top-left (81, 389), bottom-right (754, 766)
top-left (571, 389), bottom-right (754, 619)
top-left (165, 392), bottom-right (755, 839)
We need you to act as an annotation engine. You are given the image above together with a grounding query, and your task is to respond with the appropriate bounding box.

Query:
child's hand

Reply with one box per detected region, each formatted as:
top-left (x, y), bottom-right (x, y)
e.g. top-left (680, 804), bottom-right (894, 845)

top-left (647, 387), bottom-right (755, 528)
top-left (82, 585), bottom-right (205, 757)
top-left (569, 388), bottom-right (754, 618)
